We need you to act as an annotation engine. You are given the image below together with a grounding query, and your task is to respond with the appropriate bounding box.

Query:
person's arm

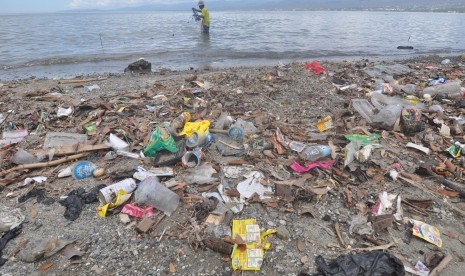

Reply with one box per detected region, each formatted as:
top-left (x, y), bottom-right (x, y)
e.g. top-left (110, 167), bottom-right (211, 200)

top-left (192, 7), bottom-right (202, 13)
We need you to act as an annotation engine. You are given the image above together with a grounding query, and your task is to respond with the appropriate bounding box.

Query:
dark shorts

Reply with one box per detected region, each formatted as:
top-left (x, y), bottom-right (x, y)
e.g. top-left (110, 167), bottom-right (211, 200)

top-left (202, 25), bottom-right (210, 35)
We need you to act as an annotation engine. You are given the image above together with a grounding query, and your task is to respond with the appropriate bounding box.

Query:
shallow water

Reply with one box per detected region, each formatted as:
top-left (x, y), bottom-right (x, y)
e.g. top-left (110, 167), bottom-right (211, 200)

top-left (0, 10), bottom-right (464, 80)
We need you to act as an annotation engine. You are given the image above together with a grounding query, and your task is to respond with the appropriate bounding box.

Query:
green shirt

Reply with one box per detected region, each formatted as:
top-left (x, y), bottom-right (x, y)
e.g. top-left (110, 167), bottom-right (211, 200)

top-left (201, 8), bottom-right (210, 27)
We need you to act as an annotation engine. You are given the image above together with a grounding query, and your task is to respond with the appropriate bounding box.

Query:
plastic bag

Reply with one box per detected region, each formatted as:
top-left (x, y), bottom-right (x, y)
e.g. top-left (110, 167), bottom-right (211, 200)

top-left (315, 251), bottom-right (405, 276)
top-left (304, 61), bottom-right (326, 75)
top-left (143, 127), bottom-right (178, 157)
top-left (179, 120), bottom-right (210, 137)
top-left (109, 133), bottom-right (129, 151)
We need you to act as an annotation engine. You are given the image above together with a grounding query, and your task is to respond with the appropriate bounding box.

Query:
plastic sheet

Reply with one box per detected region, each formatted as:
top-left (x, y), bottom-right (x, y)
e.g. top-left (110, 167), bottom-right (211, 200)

top-left (315, 251), bottom-right (405, 276)
top-left (304, 61), bottom-right (326, 75)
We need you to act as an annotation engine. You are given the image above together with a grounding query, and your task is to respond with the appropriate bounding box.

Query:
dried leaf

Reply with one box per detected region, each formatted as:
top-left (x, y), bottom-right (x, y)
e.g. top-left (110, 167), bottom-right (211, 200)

top-left (62, 244), bottom-right (85, 259)
top-left (443, 230), bottom-right (465, 245)
top-left (261, 199), bottom-right (279, 209)
top-left (370, 214), bottom-right (393, 233)
top-left (299, 204), bottom-right (316, 217)
top-left (334, 222), bottom-right (345, 246)
top-left (404, 198), bottom-right (434, 209)
top-left (275, 183), bottom-right (293, 201)
top-left (296, 240), bottom-right (306, 252)
top-left (433, 189), bottom-right (460, 198)
top-left (343, 187), bottom-right (353, 208)
top-left (38, 263), bottom-right (53, 270)
top-left (169, 263), bottom-right (176, 273)
top-left (27, 206), bottom-right (38, 219)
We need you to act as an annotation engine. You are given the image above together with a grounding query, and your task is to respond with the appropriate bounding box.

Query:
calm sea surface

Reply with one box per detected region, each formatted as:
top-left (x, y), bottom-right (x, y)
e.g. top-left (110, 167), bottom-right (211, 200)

top-left (0, 11), bottom-right (464, 80)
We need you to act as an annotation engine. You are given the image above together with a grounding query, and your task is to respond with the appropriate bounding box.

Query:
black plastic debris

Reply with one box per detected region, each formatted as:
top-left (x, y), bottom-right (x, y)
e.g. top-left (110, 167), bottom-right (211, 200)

top-left (0, 227), bottom-right (22, 266)
top-left (17, 187), bottom-right (55, 205)
top-left (59, 184), bottom-right (106, 221)
top-left (315, 251), bottom-right (405, 276)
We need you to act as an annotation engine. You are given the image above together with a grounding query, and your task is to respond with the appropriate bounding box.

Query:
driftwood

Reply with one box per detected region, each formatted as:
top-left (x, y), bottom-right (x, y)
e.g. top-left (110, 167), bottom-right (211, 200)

top-left (429, 254), bottom-right (452, 276)
top-left (203, 237), bottom-right (233, 255)
top-left (0, 153), bottom-right (88, 177)
top-left (29, 144), bottom-right (110, 157)
top-left (399, 176), bottom-right (465, 217)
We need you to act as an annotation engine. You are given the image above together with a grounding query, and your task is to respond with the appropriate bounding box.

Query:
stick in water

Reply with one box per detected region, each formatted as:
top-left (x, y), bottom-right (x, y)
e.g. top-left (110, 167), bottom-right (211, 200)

top-left (99, 33), bottom-right (104, 53)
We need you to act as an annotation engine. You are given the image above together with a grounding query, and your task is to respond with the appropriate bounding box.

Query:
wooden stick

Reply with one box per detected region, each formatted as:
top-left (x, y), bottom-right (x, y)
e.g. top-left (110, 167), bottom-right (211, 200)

top-left (262, 94), bottom-right (282, 106)
top-left (350, 241), bottom-right (396, 252)
top-left (399, 176), bottom-right (465, 217)
top-left (401, 200), bottom-right (429, 216)
top-left (209, 129), bottom-right (229, 135)
top-left (0, 153), bottom-right (88, 177)
top-left (334, 222), bottom-right (346, 246)
top-left (29, 144), bottom-right (110, 157)
top-left (429, 254), bottom-right (452, 276)
top-left (363, 235), bottom-right (384, 246)
top-left (218, 139), bottom-right (241, 150)
top-left (58, 77), bottom-right (107, 84)
top-left (0, 112), bottom-right (11, 128)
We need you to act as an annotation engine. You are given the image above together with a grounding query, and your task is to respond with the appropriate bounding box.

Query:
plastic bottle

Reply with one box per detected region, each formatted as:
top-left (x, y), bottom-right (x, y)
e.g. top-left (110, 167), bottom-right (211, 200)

top-left (372, 104), bottom-right (403, 127)
top-left (171, 112), bottom-right (191, 130)
top-left (421, 82), bottom-right (463, 99)
top-left (394, 83), bottom-right (417, 95)
top-left (299, 145), bottom-right (331, 162)
top-left (72, 161), bottom-right (96, 180)
top-left (373, 79), bottom-right (384, 93)
top-left (135, 177), bottom-right (180, 216)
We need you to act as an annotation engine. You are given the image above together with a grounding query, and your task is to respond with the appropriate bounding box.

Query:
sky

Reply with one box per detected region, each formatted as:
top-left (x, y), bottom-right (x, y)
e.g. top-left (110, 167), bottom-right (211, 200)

top-left (0, 0), bottom-right (218, 13)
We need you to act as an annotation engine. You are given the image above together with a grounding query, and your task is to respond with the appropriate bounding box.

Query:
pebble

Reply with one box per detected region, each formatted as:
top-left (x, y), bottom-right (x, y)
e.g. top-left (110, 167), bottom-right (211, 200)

top-left (267, 221), bottom-right (276, 227)
top-left (276, 225), bottom-right (290, 240)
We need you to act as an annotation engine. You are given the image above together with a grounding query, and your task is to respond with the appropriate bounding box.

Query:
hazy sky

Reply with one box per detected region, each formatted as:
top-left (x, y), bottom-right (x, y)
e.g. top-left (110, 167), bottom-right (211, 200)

top-left (0, 0), bottom-right (217, 13)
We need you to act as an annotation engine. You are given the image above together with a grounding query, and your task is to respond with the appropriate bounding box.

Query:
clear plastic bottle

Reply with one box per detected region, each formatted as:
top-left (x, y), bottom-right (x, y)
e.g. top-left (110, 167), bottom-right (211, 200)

top-left (373, 79), bottom-right (384, 93)
top-left (421, 82), bottom-right (463, 99)
top-left (299, 145), bottom-right (331, 162)
top-left (372, 104), bottom-right (403, 127)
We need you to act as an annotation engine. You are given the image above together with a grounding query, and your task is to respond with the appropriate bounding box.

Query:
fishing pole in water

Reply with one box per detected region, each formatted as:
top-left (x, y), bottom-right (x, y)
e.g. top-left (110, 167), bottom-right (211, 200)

top-left (190, 0), bottom-right (202, 22)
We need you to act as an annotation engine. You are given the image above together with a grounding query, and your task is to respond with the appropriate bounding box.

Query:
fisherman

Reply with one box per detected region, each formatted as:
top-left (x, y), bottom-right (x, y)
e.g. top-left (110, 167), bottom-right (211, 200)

top-left (193, 0), bottom-right (210, 35)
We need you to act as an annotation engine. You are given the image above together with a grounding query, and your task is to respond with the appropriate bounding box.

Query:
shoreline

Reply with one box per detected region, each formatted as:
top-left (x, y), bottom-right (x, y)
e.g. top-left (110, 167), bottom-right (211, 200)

top-left (1, 52), bottom-right (464, 83)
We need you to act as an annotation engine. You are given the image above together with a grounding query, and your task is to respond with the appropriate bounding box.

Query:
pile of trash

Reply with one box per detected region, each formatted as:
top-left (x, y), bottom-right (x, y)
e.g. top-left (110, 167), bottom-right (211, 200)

top-left (1, 56), bottom-right (465, 274)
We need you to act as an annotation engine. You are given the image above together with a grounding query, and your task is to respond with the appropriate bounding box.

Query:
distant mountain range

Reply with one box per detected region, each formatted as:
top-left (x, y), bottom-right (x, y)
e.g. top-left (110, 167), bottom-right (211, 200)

top-left (66, 0), bottom-right (465, 12)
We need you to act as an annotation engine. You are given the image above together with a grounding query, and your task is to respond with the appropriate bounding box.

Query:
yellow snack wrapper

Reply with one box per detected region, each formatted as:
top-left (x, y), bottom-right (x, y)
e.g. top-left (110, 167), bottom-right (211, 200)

top-left (317, 115), bottom-right (333, 133)
top-left (231, 219), bottom-right (275, 271)
top-left (179, 120), bottom-right (210, 137)
top-left (411, 219), bottom-right (442, 248)
top-left (97, 190), bottom-right (131, 218)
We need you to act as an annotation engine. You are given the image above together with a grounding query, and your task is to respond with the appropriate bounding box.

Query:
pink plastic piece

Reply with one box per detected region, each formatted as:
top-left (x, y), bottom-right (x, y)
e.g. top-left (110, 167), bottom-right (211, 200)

top-left (304, 61), bottom-right (326, 75)
top-left (121, 204), bottom-right (154, 218)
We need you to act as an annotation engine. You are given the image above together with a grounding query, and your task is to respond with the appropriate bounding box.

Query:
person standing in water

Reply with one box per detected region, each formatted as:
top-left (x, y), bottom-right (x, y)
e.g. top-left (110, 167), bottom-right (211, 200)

top-left (193, 0), bottom-right (210, 35)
